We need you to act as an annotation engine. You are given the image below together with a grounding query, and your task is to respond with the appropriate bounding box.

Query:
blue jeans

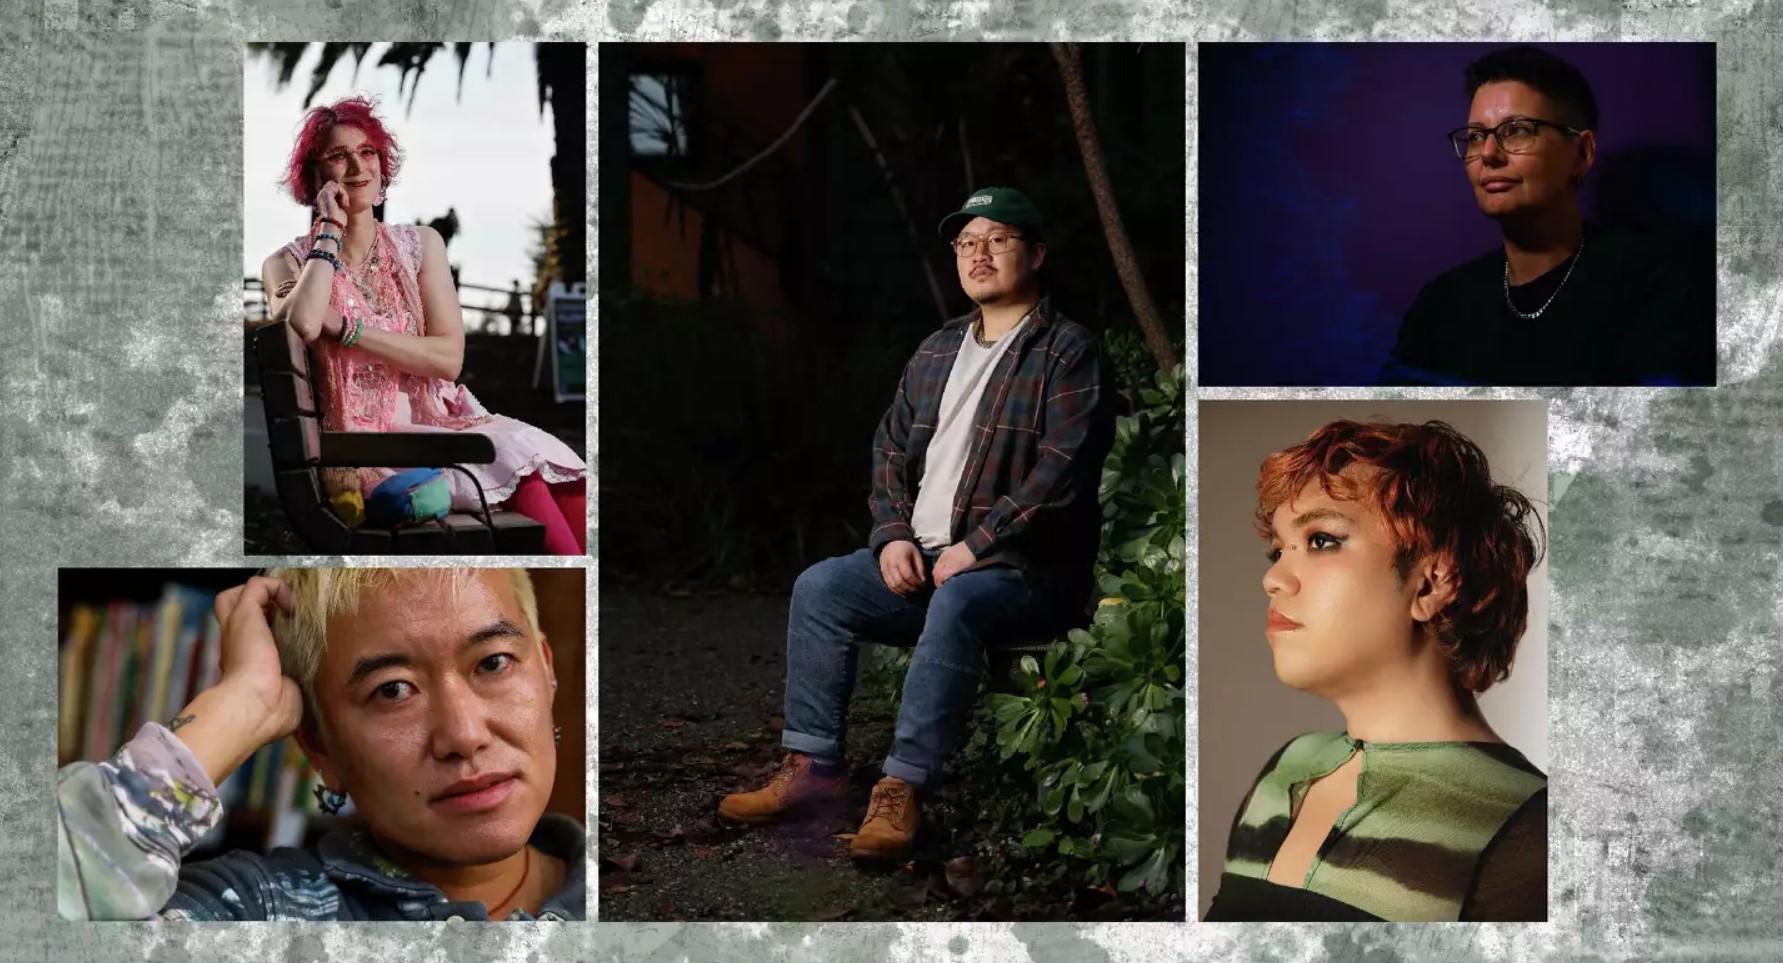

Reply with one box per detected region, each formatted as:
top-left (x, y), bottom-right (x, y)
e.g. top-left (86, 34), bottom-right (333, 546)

top-left (780, 546), bottom-right (1078, 789)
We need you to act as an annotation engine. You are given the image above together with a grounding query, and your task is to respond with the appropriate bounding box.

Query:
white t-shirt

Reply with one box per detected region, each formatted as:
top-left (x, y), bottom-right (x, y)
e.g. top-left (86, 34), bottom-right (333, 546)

top-left (910, 315), bottom-right (1028, 549)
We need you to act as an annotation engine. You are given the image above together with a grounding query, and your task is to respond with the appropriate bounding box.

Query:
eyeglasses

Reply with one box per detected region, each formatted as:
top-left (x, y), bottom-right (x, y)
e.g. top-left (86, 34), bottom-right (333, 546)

top-left (951, 232), bottom-right (1025, 257)
top-left (1447, 117), bottom-right (1581, 159)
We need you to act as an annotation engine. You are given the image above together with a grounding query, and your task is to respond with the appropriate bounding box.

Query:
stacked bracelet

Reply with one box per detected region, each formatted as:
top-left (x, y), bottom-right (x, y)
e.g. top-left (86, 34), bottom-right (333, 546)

top-left (316, 215), bottom-right (345, 231)
top-left (306, 248), bottom-right (342, 271)
top-left (338, 314), bottom-right (364, 348)
top-left (312, 231), bottom-right (341, 250)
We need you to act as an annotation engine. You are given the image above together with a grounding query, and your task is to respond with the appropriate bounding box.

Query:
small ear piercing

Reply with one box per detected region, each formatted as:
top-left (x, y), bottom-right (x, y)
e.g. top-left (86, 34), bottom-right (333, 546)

top-left (553, 725), bottom-right (562, 745)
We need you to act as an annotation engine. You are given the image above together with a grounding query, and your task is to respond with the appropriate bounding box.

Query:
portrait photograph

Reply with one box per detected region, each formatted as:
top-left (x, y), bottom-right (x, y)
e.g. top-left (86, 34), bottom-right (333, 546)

top-left (1197, 42), bottom-right (1716, 387)
top-left (240, 42), bottom-right (588, 556)
top-left (1197, 400), bottom-right (1549, 922)
top-left (597, 41), bottom-right (1186, 921)
top-left (55, 567), bottom-right (587, 921)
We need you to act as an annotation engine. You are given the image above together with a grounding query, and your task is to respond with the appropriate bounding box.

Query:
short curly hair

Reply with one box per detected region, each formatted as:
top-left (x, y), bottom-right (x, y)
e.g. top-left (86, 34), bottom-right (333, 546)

top-left (1255, 420), bottom-right (1545, 693)
top-left (280, 95), bottom-right (404, 208)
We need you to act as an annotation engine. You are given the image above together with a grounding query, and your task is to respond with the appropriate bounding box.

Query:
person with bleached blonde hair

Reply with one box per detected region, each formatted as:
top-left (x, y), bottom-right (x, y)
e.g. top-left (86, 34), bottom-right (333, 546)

top-left (56, 569), bottom-right (581, 921)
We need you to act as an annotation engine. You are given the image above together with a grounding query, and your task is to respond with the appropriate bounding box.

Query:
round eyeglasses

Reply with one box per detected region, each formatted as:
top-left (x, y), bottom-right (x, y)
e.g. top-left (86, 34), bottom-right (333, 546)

top-left (1447, 117), bottom-right (1581, 159)
top-left (951, 232), bottom-right (1025, 258)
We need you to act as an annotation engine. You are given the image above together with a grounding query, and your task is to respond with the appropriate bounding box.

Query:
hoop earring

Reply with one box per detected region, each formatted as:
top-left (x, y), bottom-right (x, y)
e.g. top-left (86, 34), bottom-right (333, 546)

top-left (312, 783), bottom-right (347, 815)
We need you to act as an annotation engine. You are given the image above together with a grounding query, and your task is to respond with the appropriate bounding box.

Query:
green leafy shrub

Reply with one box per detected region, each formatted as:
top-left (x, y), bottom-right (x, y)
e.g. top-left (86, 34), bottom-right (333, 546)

top-left (953, 341), bottom-right (1186, 907)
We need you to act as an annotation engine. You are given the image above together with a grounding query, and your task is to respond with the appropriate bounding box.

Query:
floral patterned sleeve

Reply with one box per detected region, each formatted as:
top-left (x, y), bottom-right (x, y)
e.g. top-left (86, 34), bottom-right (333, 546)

top-left (56, 722), bottom-right (224, 920)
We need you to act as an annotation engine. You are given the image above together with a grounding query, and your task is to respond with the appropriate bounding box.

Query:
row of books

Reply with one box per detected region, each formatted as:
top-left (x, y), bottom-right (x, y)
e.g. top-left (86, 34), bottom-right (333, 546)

top-left (59, 584), bottom-right (336, 852)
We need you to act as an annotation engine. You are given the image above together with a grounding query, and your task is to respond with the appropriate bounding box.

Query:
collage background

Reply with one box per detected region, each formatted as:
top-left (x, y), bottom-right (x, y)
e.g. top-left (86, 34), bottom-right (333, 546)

top-left (0, 0), bottom-right (1780, 960)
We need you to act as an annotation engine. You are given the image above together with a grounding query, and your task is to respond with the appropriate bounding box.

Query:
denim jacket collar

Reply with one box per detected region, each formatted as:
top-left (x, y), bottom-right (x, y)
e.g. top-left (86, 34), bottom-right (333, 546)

top-left (315, 812), bottom-right (587, 921)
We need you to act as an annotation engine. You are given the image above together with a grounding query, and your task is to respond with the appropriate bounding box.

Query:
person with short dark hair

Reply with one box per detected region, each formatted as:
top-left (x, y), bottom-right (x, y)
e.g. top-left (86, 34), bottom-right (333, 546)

top-left (1204, 420), bottom-right (1548, 922)
top-left (716, 188), bottom-right (1115, 861)
top-left (1380, 46), bottom-right (1713, 386)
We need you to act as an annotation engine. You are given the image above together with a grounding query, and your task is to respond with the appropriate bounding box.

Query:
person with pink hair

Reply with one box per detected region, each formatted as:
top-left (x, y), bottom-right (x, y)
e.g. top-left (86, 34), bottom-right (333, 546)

top-left (260, 96), bottom-right (586, 554)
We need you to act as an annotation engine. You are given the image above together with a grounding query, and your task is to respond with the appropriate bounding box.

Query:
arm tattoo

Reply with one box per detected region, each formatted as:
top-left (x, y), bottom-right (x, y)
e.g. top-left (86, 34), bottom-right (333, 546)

top-left (169, 714), bottom-right (196, 732)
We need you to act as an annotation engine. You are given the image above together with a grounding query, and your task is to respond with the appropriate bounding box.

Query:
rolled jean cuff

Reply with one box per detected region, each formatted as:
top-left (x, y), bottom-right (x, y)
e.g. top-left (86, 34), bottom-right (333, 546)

top-left (781, 729), bottom-right (842, 765)
top-left (882, 753), bottom-right (934, 789)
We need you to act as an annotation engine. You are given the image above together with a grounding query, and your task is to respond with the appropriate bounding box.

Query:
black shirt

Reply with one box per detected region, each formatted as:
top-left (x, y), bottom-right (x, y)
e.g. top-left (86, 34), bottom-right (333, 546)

top-left (1380, 226), bottom-right (1714, 386)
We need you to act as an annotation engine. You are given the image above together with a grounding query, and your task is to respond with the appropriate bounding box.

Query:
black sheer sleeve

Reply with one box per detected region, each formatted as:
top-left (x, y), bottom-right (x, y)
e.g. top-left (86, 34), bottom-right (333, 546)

top-left (1460, 787), bottom-right (1548, 921)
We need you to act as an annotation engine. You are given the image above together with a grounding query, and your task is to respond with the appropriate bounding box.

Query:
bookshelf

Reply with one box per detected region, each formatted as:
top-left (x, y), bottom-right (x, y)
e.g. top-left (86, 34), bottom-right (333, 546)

top-left (57, 568), bottom-right (334, 856)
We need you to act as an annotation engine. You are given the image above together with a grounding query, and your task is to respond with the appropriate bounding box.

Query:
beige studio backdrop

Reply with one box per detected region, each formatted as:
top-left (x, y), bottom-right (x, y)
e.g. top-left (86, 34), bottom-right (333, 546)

top-left (1195, 399), bottom-right (1549, 918)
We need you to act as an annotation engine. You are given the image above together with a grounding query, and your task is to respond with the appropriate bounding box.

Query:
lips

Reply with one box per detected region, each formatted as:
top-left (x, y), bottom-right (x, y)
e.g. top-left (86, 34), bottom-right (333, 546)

top-left (971, 267), bottom-right (995, 279)
top-left (433, 772), bottom-right (520, 813)
top-left (1480, 177), bottom-right (1519, 193)
top-left (1266, 610), bottom-right (1302, 633)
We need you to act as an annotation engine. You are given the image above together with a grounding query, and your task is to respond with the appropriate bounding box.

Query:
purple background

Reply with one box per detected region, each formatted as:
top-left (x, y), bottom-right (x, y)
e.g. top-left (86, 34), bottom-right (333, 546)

top-left (1197, 42), bottom-right (1716, 386)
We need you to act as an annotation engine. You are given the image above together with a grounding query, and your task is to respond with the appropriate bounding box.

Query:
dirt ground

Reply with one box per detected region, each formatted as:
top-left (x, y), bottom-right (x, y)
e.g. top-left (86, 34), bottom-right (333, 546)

top-left (595, 585), bottom-right (1004, 922)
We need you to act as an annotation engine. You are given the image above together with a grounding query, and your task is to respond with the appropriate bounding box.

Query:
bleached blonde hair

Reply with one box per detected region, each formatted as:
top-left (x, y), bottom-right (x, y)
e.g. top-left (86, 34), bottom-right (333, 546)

top-left (264, 567), bottom-right (540, 698)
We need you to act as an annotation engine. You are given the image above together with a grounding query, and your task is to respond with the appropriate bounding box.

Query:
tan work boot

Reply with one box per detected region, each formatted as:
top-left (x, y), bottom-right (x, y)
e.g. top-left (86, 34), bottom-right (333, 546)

top-left (848, 776), bottom-right (920, 860)
top-left (717, 752), bottom-right (848, 825)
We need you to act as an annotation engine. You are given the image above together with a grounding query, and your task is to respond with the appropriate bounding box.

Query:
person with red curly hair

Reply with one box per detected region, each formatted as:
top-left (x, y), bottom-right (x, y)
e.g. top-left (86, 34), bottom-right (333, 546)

top-left (260, 97), bottom-right (587, 554)
top-left (1205, 420), bottom-right (1548, 922)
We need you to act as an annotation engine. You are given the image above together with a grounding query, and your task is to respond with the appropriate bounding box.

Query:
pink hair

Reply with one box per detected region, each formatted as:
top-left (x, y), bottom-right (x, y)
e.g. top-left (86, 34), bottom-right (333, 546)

top-left (280, 96), bottom-right (404, 208)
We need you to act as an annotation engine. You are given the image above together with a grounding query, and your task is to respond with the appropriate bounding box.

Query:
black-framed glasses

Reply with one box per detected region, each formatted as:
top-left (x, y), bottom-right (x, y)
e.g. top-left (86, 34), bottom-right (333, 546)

top-left (951, 232), bottom-right (1025, 257)
top-left (1447, 117), bottom-right (1582, 159)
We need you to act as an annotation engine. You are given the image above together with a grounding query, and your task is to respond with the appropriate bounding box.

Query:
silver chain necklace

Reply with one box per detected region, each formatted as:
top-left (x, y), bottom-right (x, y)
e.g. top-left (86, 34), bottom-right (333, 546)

top-left (972, 318), bottom-right (998, 347)
top-left (1502, 234), bottom-right (1585, 321)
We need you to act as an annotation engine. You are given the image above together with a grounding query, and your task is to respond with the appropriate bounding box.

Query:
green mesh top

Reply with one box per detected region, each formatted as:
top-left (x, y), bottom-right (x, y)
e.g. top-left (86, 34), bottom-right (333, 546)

top-left (1205, 731), bottom-right (1547, 922)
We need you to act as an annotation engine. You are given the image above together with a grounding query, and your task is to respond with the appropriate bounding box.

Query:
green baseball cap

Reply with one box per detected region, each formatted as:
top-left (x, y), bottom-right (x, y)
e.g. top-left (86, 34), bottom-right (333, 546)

top-left (937, 186), bottom-right (1045, 238)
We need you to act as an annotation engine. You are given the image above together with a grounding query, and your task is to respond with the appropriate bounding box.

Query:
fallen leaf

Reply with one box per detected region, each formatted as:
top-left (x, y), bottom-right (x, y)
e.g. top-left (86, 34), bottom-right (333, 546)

top-left (601, 872), bottom-right (632, 894)
top-left (720, 741), bottom-right (751, 752)
top-left (659, 718), bottom-right (689, 730)
top-left (944, 855), bottom-right (984, 899)
top-left (887, 880), bottom-right (929, 909)
top-left (766, 715), bottom-right (785, 732)
top-left (602, 854), bottom-right (640, 873)
top-left (601, 795), bottom-right (629, 809)
top-left (813, 904), bottom-right (856, 922)
top-left (654, 826), bottom-right (686, 844)
top-left (598, 762), bottom-right (625, 773)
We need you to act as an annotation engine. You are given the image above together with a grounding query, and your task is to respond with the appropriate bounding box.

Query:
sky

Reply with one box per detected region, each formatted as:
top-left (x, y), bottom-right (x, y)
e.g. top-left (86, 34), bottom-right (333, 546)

top-left (242, 43), bottom-right (557, 331)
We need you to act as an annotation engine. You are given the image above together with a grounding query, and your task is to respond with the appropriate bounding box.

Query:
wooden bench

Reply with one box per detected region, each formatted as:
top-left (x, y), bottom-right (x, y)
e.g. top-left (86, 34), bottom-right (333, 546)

top-left (251, 320), bottom-right (546, 554)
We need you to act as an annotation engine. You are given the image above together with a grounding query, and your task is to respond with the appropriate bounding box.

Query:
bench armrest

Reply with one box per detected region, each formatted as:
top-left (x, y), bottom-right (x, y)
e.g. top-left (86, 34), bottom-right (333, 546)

top-left (317, 431), bottom-right (497, 468)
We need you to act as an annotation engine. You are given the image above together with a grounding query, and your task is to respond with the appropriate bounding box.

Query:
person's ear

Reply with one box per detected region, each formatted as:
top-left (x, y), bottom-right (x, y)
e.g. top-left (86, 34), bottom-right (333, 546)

top-left (538, 632), bottom-right (557, 702)
top-left (1575, 129), bottom-right (1597, 186)
top-left (294, 705), bottom-right (334, 787)
top-left (1408, 554), bottom-right (1459, 624)
top-left (1029, 240), bottom-right (1046, 272)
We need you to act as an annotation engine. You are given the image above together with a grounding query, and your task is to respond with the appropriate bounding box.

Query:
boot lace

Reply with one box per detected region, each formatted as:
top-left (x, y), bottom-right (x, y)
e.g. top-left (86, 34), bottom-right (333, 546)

top-left (864, 781), bottom-right (911, 825)
top-left (767, 755), bottom-right (809, 797)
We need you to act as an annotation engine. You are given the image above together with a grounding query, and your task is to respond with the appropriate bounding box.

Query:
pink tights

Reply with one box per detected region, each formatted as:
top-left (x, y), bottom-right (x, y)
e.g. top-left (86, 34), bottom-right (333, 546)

top-left (508, 474), bottom-right (587, 555)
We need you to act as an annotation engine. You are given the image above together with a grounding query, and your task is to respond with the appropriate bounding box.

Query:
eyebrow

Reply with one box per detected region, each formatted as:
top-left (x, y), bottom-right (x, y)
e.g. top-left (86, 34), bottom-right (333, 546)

top-left (1267, 506), bottom-right (1354, 540)
top-left (344, 618), bottom-right (529, 688)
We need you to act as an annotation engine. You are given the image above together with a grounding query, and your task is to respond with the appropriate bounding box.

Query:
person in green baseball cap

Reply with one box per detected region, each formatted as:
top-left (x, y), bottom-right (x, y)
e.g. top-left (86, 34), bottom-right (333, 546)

top-left (718, 185), bottom-right (1114, 865)
top-left (937, 187), bottom-right (1048, 345)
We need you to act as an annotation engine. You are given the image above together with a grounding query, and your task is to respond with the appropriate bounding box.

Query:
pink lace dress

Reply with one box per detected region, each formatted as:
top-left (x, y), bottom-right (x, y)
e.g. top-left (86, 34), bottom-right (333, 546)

top-left (283, 223), bottom-right (586, 511)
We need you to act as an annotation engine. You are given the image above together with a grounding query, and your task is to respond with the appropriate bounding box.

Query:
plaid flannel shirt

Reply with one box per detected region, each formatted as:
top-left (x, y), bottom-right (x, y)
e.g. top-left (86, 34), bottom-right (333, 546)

top-left (868, 296), bottom-right (1114, 606)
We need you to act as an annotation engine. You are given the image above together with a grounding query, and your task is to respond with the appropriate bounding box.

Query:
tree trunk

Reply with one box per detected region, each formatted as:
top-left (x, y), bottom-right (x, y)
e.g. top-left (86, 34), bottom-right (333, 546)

top-left (540, 43), bottom-right (587, 288)
top-left (1050, 43), bottom-right (1177, 372)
